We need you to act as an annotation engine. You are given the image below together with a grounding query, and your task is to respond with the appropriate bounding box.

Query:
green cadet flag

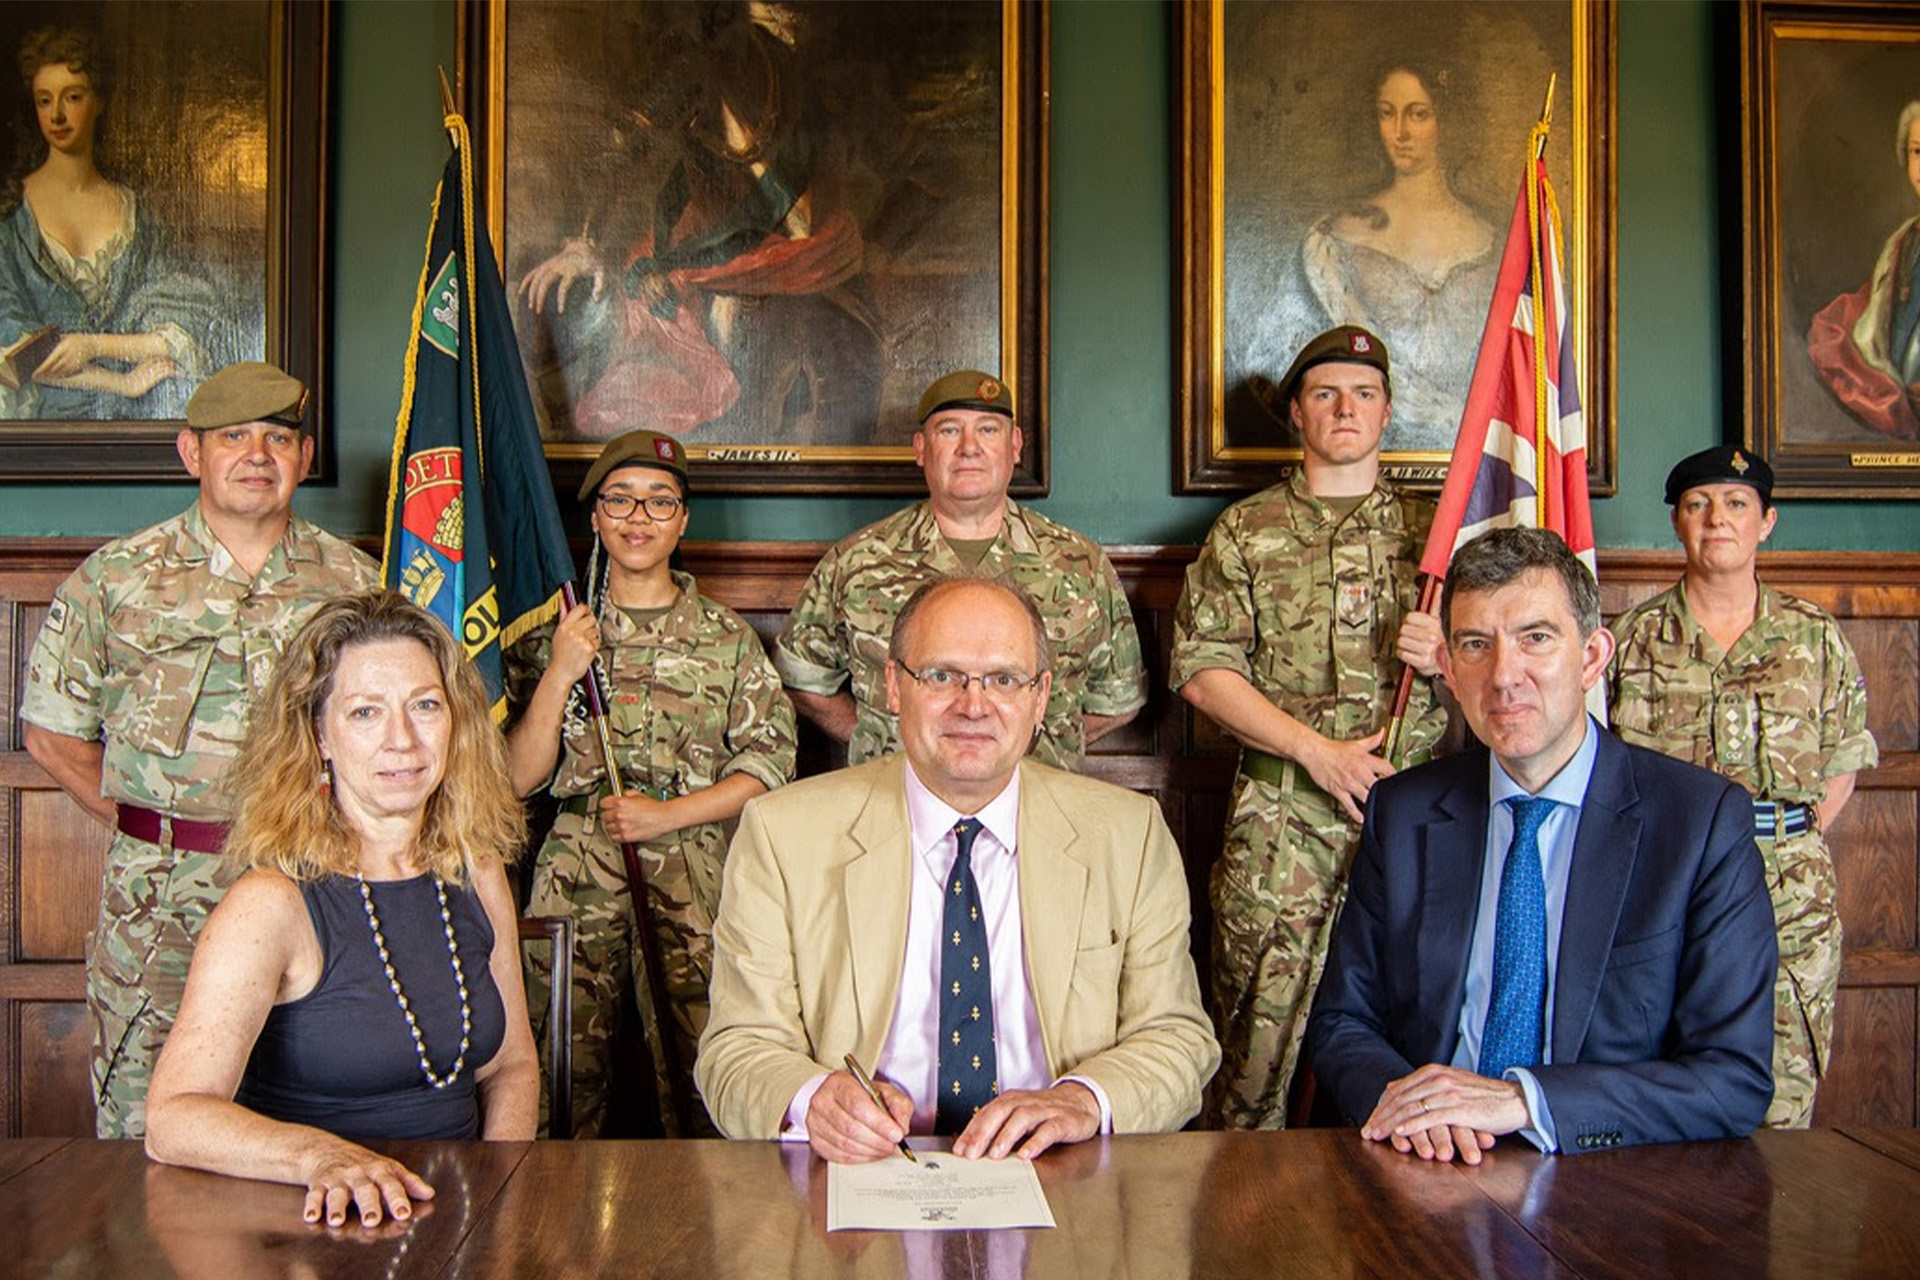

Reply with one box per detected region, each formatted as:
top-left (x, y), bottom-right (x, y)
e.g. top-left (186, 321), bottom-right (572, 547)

top-left (382, 114), bottom-right (576, 718)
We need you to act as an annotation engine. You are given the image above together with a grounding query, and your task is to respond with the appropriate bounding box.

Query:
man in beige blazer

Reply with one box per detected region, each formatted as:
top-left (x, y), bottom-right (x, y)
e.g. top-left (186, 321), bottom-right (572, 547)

top-left (698, 577), bottom-right (1218, 1161)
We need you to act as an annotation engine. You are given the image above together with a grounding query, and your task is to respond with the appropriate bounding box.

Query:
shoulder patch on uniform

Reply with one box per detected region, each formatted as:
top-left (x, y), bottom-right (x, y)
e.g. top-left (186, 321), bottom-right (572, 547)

top-left (44, 598), bottom-right (67, 635)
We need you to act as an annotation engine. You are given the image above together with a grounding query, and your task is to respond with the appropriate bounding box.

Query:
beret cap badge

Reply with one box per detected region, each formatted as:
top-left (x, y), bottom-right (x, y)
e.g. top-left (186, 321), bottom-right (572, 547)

top-left (916, 370), bottom-right (1014, 422)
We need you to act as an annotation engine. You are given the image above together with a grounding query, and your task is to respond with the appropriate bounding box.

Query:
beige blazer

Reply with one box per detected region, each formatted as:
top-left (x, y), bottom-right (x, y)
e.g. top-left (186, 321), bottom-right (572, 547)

top-left (696, 756), bottom-right (1219, 1140)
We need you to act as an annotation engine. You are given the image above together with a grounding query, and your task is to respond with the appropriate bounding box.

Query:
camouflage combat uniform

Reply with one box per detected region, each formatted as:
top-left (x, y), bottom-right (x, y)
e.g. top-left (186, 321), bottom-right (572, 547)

top-left (1171, 472), bottom-right (1447, 1129)
top-left (507, 571), bottom-right (795, 1137)
top-left (20, 504), bottom-right (377, 1137)
top-left (774, 499), bottom-right (1145, 769)
top-left (1608, 581), bottom-right (1876, 1129)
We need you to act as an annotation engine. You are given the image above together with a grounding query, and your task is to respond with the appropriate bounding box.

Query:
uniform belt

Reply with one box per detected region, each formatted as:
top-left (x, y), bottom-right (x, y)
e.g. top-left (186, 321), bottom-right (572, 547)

top-left (1241, 749), bottom-right (1292, 787)
top-left (115, 804), bottom-right (230, 855)
top-left (1754, 799), bottom-right (1813, 840)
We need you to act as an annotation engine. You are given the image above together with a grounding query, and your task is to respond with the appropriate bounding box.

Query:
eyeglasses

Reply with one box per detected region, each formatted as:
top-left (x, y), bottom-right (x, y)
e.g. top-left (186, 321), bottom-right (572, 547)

top-left (596, 492), bottom-right (685, 522)
top-left (896, 660), bottom-right (1044, 702)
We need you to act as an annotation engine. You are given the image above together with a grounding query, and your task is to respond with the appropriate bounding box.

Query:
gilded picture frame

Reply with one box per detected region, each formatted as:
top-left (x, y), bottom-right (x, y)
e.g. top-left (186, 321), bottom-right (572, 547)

top-left (1175, 0), bottom-right (1616, 495)
top-left (0, 0), bottom-right (330, 484)
top-left (1742, 0), bottom-right (1920, 498)
top-left (460, 0), bottom-right (1048, 497)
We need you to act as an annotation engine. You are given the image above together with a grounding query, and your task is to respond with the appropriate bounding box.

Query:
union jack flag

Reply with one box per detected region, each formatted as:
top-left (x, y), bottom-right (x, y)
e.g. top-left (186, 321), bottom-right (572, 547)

top-left (1420, 141), bottom-right (1595, 585)
top-left (1382, 124), bottom-right (1604, 746)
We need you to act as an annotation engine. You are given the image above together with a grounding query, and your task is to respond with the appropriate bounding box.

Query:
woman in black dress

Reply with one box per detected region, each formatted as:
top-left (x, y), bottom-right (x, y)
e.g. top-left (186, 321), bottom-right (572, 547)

top-left (145, 591), bottom-right (536, 1228)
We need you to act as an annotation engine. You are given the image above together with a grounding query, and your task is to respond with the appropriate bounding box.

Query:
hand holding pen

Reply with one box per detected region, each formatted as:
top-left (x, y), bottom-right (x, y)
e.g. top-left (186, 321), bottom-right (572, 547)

top-left (844, 1053), bottom-right (917, 1163)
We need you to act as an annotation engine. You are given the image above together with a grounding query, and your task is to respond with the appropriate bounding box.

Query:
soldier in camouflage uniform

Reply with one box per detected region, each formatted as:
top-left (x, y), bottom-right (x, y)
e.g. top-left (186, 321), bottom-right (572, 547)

top-left (20, 363), bottom-right (378, 1137)
top-left (1608, 446), bottom-right (1876, 1129)
top-left (506, 430), bottom-right (795, 1137)
top-left (776, 371), bottom-right (1144, 769)
top-left (1171, 328), bottom-right (1449, 1129)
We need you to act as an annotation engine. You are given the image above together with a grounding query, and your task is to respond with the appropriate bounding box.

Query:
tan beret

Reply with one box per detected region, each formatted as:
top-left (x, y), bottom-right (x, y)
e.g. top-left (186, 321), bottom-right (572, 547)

top-left (1276, 326), bottom-right (1392, 405)
top-left (916, 370), bottom-right (1014, 423)
top-left (577, 429), bottom-right (689, 500)
top-left (185, 362), bottom-right (310, 431)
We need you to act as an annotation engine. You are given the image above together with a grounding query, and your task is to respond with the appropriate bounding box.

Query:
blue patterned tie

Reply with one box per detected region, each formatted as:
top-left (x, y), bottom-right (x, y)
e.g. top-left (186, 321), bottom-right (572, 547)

top-left (936, 818), bottom-right (997, 1135)
top-left (1479, 796), bottom-right (1555, 1080)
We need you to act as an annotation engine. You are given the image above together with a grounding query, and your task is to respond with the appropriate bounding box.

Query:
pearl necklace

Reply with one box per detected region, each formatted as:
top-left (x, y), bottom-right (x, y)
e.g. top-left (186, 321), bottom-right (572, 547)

top-left (355, 873), bottom-right (472, 1089)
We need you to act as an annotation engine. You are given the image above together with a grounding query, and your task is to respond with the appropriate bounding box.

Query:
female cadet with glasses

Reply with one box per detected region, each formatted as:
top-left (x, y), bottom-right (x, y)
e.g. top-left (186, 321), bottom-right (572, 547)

top-left (505, 429), bottom-right (795, 1137)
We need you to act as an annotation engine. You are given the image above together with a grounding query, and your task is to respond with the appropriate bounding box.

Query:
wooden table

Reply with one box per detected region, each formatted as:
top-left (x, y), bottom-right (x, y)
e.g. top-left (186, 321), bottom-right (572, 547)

top-left (5, 1129), bottom-right (1920, 1279)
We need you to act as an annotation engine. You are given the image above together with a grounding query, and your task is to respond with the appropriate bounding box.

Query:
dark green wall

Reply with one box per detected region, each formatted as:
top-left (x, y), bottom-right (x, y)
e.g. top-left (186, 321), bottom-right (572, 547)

top-left (3, 0), bottom-right (1914, 551)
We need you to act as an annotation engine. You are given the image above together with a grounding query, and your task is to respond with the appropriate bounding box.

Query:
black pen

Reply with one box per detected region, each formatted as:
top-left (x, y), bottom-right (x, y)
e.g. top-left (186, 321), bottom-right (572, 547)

top-left (843, 1052), bottom-right (916, 1163)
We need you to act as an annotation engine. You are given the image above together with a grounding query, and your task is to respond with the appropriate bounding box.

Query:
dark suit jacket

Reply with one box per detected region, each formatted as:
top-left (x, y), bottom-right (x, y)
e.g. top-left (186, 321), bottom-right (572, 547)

top-left (1306, 729), bottom-right (1777, 1150)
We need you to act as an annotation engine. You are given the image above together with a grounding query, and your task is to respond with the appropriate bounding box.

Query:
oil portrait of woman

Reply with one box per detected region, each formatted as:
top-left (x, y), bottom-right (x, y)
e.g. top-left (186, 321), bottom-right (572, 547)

top-left (1302, 62), bottom-right (1496, 451)
top-left (0, 25), bottom-right (215, 420)
top-left (1207, 1), bottom-right (1583, 483)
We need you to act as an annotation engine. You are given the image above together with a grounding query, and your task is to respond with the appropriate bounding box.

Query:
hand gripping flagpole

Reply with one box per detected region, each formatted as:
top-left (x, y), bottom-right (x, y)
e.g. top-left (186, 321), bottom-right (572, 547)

top-left (1383, 76), bottom-right (1558, 769)
top-left (437, 68), bottom-right (694, 1136)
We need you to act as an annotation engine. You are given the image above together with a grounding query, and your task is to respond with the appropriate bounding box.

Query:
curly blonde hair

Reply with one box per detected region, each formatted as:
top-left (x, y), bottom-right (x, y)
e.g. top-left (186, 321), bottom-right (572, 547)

top-left (223, 591), bottom-right (525, 883)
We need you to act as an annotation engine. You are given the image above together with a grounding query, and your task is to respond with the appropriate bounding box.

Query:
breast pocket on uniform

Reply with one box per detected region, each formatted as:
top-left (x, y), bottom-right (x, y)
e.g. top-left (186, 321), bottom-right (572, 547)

top-left (653, 654), bottom-right (726, 792)
top-left (1617, 653), bottom-right (1712, 768)
top-left (104, 610), bottom-right (216, 759)
top-left (1756, 682), bottom-right (1823, 784)
top-left (844, 615), bottom-right (896, 708)
top-left (1039, 593), bottom-right (1104, 728)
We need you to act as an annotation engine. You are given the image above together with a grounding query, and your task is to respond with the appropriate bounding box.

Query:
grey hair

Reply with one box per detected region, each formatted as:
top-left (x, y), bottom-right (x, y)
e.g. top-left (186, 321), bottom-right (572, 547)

top-left (1898, 101), bottom-right (1920, 166)
top-left (1441, 526), bottom-right (1600, 637)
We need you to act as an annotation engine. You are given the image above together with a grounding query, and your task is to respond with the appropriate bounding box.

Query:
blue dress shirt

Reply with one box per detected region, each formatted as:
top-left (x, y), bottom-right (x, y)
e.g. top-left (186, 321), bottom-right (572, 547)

top-left (1449, 715), bottom-right (1602, 1151)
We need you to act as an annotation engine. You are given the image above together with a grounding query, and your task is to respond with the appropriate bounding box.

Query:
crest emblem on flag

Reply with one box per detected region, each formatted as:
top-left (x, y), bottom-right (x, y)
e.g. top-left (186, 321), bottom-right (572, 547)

top-left (397, 446), bottom-right (464, 611)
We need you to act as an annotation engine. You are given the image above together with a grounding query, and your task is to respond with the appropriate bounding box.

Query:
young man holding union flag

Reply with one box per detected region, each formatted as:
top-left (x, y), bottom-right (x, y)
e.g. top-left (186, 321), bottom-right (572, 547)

top-left (1170, 326), bottom-right (1448, 1130)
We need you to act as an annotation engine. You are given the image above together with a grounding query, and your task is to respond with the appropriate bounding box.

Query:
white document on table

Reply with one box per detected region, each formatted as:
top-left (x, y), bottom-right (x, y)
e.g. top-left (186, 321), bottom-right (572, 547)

top-left (827, 1153), bottom-right (1056, 1231)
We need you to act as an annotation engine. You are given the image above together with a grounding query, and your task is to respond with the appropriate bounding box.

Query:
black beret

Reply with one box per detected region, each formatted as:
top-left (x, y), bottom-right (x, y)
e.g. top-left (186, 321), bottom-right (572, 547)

top-left (1663, 446), bottom-right (1773, 506)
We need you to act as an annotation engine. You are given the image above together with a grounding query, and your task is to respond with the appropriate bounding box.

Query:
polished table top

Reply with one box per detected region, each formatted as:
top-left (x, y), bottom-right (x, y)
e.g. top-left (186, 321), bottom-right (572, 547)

top-left (4, 1128), bottom-right (1920, 1279)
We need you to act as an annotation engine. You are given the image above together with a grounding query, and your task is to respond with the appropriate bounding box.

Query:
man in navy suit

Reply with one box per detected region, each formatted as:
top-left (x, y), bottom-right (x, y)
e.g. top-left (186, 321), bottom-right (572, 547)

top-left (1306, 527), bottom-right (1776, 1161)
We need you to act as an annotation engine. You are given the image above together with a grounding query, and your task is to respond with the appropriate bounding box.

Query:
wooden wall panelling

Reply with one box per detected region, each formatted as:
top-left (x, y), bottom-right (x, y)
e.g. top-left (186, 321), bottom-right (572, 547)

top-left (2, 546), bottom-right (105, 1137)
top-left (3, 541), bottom-right (1917, 1137)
